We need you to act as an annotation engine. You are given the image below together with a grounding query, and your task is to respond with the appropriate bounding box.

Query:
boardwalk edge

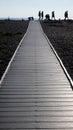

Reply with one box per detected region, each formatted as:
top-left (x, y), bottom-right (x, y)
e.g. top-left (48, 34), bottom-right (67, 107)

top-left (41, 24), bottom-right (73, 90)
top-left (0, 22), bottom-right (30, 86)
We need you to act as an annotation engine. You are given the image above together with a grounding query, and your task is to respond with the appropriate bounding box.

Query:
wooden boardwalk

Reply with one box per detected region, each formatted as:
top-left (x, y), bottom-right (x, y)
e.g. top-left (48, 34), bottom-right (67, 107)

top-left (0, 21), bottom-right (73, 129)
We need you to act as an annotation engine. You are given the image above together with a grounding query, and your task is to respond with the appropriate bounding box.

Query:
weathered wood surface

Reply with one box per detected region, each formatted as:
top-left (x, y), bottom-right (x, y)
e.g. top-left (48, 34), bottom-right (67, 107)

top-left (0, 21), bottom-right (73, 129)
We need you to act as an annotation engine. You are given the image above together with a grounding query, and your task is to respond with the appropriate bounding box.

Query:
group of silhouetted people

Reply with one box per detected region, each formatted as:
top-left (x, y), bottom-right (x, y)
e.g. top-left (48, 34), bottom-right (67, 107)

top-left (38, 11), bottom-right (44, 20)
top-left (38, 11), bottom-right (55, 20)
top-left (38, 10), bottom-right (68, 20)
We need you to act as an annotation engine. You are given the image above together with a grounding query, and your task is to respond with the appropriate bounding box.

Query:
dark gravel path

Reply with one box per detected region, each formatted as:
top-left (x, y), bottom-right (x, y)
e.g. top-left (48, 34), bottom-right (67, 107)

top-left (0, 20), bottom-right (29, 79)
top-left (41, 20), bottom-right (73, 80)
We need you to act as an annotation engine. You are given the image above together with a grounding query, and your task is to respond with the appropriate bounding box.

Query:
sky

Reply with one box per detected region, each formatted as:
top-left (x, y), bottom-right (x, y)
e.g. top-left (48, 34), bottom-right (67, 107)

top-left (0, 0), bottom-right (73, 19)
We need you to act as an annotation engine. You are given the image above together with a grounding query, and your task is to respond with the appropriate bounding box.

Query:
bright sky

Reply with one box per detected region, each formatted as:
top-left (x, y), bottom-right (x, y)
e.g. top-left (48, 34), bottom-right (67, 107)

top-left (0, 0), bottom-right (73, 19)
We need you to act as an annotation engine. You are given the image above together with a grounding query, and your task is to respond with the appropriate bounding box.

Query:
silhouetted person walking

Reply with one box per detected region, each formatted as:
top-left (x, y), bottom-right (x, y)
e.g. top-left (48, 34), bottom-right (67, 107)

top-left (38, 11), bottom-right (41, 20)
top-left (41, 11), bottom-right (44, 20)
top-left (64, 11), bottom-right (68, 20)
top-left (52, 11), bottom-right (55, 20)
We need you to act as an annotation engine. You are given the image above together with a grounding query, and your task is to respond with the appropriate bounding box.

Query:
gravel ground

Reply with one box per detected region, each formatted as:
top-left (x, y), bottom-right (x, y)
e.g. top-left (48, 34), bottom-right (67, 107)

top-left (41, 20), bottom-right (73, 81)
top-left (0, 20), bottom-right (29, 79)
top-left (1, 20), bottom-right (73, 83)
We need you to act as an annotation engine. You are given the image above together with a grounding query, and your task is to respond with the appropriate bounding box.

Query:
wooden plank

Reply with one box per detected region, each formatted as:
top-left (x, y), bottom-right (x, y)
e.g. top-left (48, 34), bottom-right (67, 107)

top-left (0, 21), bottom-right (73, 129)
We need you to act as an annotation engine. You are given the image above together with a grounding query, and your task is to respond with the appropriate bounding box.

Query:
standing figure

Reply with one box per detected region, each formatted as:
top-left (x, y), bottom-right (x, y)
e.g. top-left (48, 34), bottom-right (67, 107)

top-left (64, 11), bottom-right (68, 20)
top-left (52, 11), bottom-right (55, 20)
top-left (41, 11), bottom-right (44, 20)
top-left (38, 11), bottom-right (41, 20)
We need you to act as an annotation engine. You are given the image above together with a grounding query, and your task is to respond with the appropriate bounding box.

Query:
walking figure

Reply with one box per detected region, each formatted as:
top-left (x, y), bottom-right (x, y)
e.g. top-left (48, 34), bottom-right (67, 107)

top-left (52, 11), bottom-right (55, 20)
top-left (41, 11), bottom-right (44, 20)
top-left (38, 11), bottom-right (41, 20)
top-left (64, 11), bottom-right (68, 20)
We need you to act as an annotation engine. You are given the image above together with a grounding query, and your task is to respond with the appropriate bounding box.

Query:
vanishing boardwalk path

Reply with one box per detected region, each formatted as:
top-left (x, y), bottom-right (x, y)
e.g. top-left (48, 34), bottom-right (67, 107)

top-left (0, 21), bottom-right (73, 129)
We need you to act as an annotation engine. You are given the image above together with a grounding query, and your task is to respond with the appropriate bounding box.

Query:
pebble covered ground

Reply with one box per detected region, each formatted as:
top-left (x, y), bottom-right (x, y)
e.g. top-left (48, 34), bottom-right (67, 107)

top-left (41, 20), bottom-right (73, 80)
top-left (0, 20), bottom-right (29, 79)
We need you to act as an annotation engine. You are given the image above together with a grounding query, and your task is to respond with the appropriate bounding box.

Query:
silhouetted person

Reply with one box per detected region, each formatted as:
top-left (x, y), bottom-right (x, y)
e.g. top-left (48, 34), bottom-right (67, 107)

top-left (38, 11), bottom-right (41, 20)
top-left (64, 11), bottom-right (68, 20)
top-left (45, 14), bottom-right (50, 20)
top-left (41, 11), bottom-right (44, 19)
top-left (52, 11), bottom-right (55, 20)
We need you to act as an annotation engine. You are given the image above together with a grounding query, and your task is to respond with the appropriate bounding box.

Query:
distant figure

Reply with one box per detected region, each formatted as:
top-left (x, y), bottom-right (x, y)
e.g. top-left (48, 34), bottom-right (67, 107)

top-left (45, 14), bottom-right (50, 20)
top-left (38, 11), bottom-right (41, 20)
top-left (52, 11), bottom-right (55, 20)
top-left (41, 11), bottom-right (44, 20)
top-left (28, 17), bottom-right (34, 21)
top-left (64, 11), bottom-right (68, 20)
